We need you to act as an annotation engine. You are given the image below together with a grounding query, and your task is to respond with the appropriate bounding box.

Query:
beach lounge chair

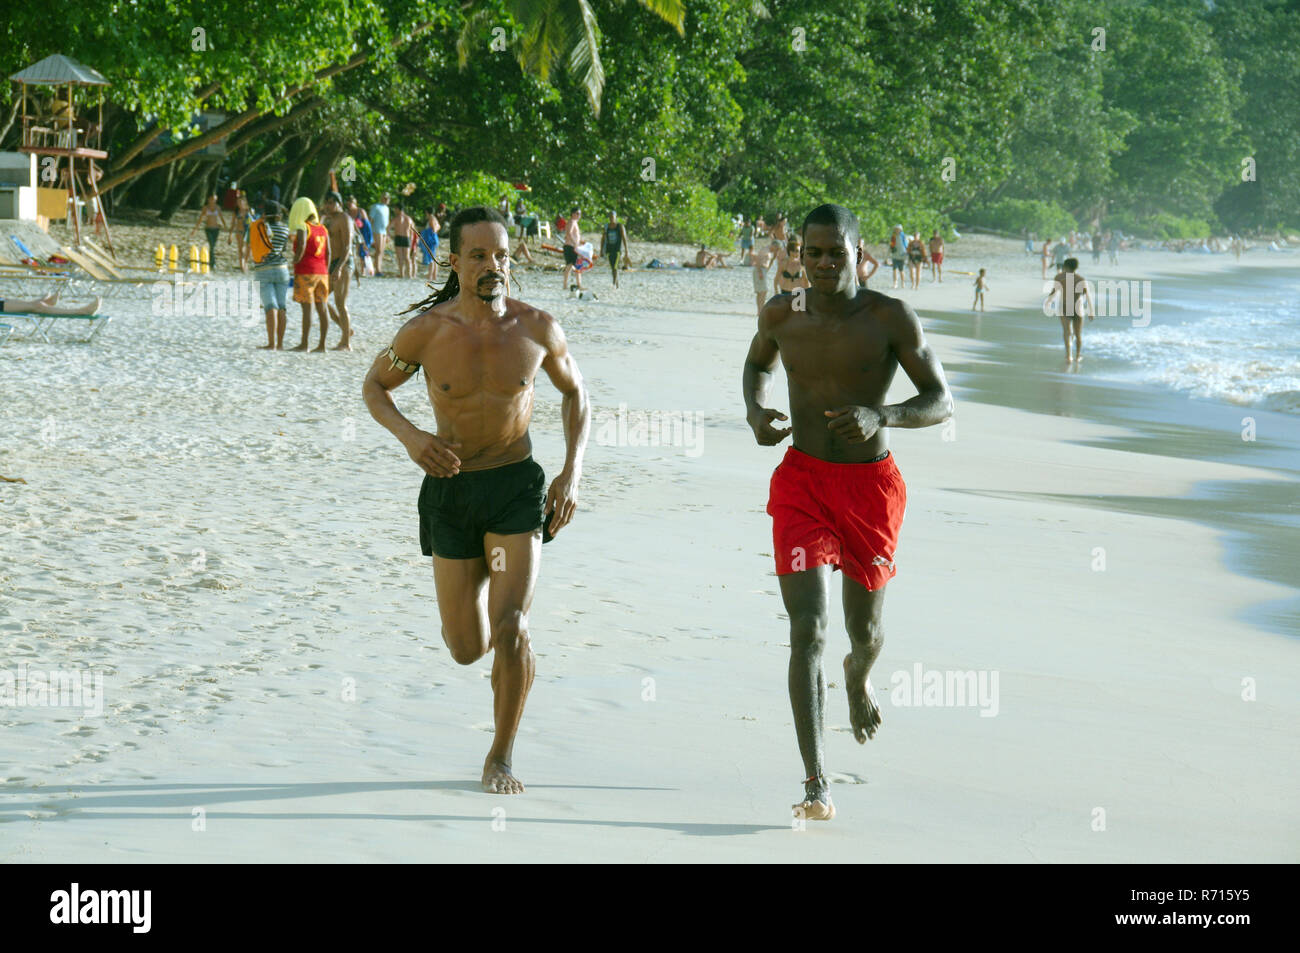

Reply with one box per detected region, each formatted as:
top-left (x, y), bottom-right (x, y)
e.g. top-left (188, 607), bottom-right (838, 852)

top-left (6, 310), bottom-right (112, 343)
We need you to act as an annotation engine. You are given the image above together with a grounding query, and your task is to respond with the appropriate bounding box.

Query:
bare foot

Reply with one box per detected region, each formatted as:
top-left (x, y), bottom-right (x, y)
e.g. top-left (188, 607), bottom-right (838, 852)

top-left (792, 776), bottom-right (834, 820)
top-left (844, 654), bottom-right (883, 743)
top-left (331, 341), bottom-right (352, 351)
top-left (311, 343), bottom-right (326, 352)
top-left (482, 759), bottom-right (524, 794)
top-left (257, 343), bottom-right (275, 349)
top-left (288, 343), bottom-right (308, 352)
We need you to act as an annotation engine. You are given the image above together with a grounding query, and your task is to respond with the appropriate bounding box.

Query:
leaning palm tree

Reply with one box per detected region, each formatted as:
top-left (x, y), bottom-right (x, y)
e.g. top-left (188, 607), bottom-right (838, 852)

top-left (457, 0), bottom-right (688, 116)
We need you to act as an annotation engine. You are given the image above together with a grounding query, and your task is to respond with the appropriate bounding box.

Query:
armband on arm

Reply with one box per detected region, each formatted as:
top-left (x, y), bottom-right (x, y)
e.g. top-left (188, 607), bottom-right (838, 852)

top-left (386, 347), bottom-right (420, 375)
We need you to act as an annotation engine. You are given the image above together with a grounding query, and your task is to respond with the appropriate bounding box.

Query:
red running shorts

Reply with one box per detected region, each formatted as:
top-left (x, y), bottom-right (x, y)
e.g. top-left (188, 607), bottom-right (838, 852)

top-left (767, 446), bottom-right (907, 591)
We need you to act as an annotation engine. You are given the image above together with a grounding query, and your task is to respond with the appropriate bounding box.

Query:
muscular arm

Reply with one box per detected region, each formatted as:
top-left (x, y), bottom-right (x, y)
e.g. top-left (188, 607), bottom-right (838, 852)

top-left (362, 319), bottom-right (427, 447)
top-left (362, 317), bottom-right (461, 477)
top-left (879, 301), bottom-right (954, 429)
top-left (743, 306), bottom-right (792, 444)
top-left (538, 312), bottom-right (589, 533)
top-left (538, 313), bottom-right (590, 475)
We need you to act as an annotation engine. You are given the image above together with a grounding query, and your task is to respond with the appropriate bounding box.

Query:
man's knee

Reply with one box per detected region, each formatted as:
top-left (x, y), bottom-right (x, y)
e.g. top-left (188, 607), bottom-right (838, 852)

top-left (491, 613), bottom-right (532, 657)
top-left (847, 614), bottom-right (884, 653)
top-left (789, 611), bottom-right (829, 655)
top-left (442, 625), bottom-right (489, 665)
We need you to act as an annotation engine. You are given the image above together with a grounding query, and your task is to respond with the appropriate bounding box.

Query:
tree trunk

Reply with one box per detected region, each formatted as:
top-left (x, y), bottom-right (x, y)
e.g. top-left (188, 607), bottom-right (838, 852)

top-left (159, 163), bottom-right (208, 221)
top-left (303, 142), bottom-right (346, 202)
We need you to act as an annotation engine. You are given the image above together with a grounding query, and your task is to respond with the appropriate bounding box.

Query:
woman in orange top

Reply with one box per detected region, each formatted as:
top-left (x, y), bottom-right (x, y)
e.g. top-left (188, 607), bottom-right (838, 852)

top-left (290, 198), bottom-right (334, 351)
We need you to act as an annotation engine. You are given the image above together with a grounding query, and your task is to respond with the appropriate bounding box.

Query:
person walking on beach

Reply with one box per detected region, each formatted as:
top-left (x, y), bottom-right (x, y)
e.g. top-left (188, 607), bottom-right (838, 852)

top-left (348, 196), bottom-right (373, 283)
top-left (231, 191), bottom-right (253, 272)
top-left (561, 208), bottom-right (584, 292)
top-left (389, 204), bottom-right (418, 279)
top-left (928, 230), bottom-right (945, 283)
top-left (251, 200), bottom-right (291, 349)
top-left (774, 236), bottom-right (809, 293)
top-left (739, 215), bottom-right (755, 264)
top-left (188, 194), bottom-right (228, 270)
top-left (289, 198), bottom-right (334, 351)
top-left (889, 225), bottom-right (907, 289)
top-left (369, 192), bottom-right (391, 276)
top-left (1041, 238), bottom-right (1052, 279)
top-left (1045, 257), bottom-right (1094, 364)
top-left (972, 268), bottom-right (989, 312)
top-left (742, 203), bottom-right (953, 821)
top-left (1052, 237), bottom-right (1071, 271)
top-left (1091, 229), bottom-right (1103, 265)
top-left (1107, 230), bottom-right (1121, 265)
top-left (362, 206), bottom-right (590, 795)
top-left (420, 207), bottom-right (441, 282)
top-left (321, 192), bottom-right (354, 350)
top-left (856, 240), bottom-right (879, 288)
top-left (751, 238), bottom-right (780, 315)
top-left (906, 232), bottom-right (927, 289)
top-left (599, 210), bottom-right (630, 288)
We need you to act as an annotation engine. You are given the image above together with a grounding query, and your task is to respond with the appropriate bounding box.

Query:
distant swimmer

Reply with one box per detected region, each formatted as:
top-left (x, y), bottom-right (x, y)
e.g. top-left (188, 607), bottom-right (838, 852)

top-left (742, 203), bottom-right (954, 821)
top-left (363, 207), bottom-right (590, 795)
top-left (1045, 257), bottom-right (1094, 364)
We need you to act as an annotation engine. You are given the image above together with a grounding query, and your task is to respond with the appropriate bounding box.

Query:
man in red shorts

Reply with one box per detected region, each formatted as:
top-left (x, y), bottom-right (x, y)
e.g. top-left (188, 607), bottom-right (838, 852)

top-left (743, 203), bottom-right (953, 821)
top-left (928, 229), bottom-right (945, 283)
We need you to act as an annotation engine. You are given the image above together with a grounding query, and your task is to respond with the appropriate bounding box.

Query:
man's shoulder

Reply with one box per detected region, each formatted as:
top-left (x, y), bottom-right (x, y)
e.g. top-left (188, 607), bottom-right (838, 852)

top-left (855, 287), bottom-right (908, 318)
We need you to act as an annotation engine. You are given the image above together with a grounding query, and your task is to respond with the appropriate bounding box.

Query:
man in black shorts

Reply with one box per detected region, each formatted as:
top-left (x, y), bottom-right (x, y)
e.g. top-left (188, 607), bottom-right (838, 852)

top-left (363, 207), bottom-right (590, 794)
top-left (600, 210), bottom-right (630, 288)
top-left (561, 207), bottom-right (583, 293)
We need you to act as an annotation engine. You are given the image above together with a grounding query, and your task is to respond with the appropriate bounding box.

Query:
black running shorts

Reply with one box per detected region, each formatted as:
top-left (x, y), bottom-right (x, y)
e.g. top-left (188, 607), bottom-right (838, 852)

top-left (418, 457), bottom-right (550, 559)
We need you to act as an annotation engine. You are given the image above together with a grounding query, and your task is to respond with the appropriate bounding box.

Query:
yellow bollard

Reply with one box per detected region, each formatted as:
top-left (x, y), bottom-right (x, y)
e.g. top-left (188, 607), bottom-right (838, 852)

top-left (189, 245), bottom-right (200, 273)
top-left (155, 243), bottom-right (166, 271)
top-left (169, 244), bottom-right (179, 272)
top-left (199, 244), bottom-right (210, 274)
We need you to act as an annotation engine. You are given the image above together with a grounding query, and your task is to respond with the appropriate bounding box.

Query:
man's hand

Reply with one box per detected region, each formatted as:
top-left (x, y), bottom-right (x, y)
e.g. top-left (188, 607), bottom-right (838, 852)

top-left (403, 430), bottom-right (462, 477)
top-left (825, 406), bottom-right (883, 443)
top-left (544, 468), bottom-right (580, 536)
top-left (749, 407), bottom-right (792, 446)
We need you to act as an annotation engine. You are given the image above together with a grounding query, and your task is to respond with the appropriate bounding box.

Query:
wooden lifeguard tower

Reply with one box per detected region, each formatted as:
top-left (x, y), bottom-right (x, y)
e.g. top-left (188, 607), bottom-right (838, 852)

top-left (10, 53), bottom-right (114, 256)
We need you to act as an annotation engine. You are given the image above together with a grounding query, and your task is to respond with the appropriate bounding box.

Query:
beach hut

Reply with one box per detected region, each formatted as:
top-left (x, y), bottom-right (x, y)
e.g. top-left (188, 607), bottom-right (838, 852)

top-left (9, 53), bottom-right (114, 255)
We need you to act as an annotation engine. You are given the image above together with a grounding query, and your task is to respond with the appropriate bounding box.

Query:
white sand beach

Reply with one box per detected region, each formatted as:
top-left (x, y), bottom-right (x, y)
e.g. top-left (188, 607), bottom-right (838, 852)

top-left (1, 236), bottom-right (1297, 862)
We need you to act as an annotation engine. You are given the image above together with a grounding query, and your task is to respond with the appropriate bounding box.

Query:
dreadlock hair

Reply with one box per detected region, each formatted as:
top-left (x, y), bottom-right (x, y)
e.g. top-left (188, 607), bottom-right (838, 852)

top-left (801, 203), bottom-right (860, 252)
top-left (404, 206), bottom-right (512, 314)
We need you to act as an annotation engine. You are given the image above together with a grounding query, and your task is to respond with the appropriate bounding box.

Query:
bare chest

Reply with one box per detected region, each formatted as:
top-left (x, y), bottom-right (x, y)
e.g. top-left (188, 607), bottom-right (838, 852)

top-left (423, 326), bottom-right (544, 401)
top-left (777, 316), bottom-right (892, 383)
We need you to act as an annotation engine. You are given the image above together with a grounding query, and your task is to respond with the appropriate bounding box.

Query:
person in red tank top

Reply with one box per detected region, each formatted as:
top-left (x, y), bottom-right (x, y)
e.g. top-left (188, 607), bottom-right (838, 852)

top-left (291, 210), bottom-right (334, 351)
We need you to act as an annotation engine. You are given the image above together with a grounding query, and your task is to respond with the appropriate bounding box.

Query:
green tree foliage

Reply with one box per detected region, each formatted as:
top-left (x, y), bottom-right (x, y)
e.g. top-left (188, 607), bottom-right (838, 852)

top-left (1, 0), bottom-right (1289, 238)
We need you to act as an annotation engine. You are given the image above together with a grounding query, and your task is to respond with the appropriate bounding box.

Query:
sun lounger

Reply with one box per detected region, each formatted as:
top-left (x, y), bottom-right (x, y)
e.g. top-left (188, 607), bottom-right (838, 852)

top-left (5, 311), bottom-right (112, 343)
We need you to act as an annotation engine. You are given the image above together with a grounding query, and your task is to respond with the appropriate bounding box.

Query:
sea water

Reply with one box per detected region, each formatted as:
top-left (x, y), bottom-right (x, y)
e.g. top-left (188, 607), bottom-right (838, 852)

top-left (1084, 265), bottom-right (1300, 415)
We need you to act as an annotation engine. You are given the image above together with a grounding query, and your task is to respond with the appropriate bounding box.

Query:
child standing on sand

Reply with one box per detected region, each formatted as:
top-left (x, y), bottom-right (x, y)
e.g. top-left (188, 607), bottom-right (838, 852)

top-left (972, 268), bottom-right (989, 312)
